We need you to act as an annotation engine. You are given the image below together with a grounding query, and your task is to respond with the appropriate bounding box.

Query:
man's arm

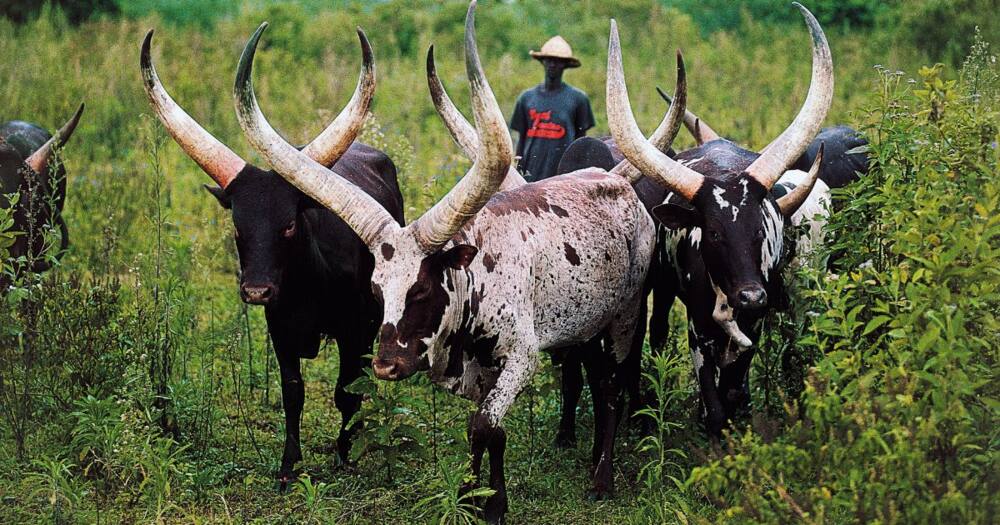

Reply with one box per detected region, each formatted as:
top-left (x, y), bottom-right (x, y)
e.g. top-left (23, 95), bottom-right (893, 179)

top-left (510, 95), bottom-right (528, 171)
top-left (575, 93), bottom-right (596, 138)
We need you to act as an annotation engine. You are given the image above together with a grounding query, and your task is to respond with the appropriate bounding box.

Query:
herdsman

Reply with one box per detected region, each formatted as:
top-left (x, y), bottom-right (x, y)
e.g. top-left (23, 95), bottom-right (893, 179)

top-left (510, 36), bottom-right (595, 181)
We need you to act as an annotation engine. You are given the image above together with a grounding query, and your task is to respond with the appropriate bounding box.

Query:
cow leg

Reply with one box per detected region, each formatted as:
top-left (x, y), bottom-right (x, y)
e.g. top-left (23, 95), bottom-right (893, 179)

top-left (588, 300), bottom-right (642, 499)
top-left (334, 333), bottom-right (367, 465)
top-left (624, 299), bottom-right (650, 433)
top-left (718, 347), bottom-right (755, 422)
top-left (555, 349), bottom-right (583, 448)
top-left (585, 352), bottom-right (624, 500)
top-left (648, 284), bottom-right (673, 351)
top-left (648, 250), bottom-right (678, 352)
top-left (689, 323), bottom-right (726, 438)
top-left (466, 411), bottom-right (509, 524)
top-left (465, 348), bottom-right (538, 524)
top-left (275, 350), bottom-right (304, 485)
top-left (267, 316), bottom-right (320, 487)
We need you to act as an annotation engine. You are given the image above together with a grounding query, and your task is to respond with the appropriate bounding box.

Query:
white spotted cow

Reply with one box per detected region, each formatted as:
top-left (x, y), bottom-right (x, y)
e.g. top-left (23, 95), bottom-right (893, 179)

top-left (233, 3), bottom-right (654, 522)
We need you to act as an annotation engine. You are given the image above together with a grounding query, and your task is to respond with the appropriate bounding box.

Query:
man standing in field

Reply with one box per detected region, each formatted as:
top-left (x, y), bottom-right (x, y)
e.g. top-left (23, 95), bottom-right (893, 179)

top-left (510, 36), bottom-right (595, 182)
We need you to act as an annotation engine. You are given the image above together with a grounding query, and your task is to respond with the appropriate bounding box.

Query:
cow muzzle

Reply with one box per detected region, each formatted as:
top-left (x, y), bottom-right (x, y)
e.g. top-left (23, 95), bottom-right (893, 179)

top-left (735, 285), bottom-right (767, 310)
top-left (241, 283), bottom-right (277, 305)
top-left (373, 355), bottom-right (417, 381)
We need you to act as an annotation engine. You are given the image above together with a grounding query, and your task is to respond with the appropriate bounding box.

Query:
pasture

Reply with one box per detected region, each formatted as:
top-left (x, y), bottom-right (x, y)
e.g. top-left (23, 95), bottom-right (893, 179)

top-left (0, 1), bottom-right (997, 523)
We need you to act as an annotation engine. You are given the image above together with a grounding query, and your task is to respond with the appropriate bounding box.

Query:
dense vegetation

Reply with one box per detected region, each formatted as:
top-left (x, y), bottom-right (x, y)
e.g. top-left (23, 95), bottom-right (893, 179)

top-left (1, 1), bottom-right (997, 523)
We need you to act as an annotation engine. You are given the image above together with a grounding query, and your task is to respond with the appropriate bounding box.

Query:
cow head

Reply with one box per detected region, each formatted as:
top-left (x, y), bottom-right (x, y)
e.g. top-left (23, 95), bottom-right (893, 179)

top-left (607, 2), bottom-right (832, 312)
top-left (0, 106), bottom-right (83, 269)
top-left (141, 27), bottom-right (374, 305)
top-left (234, 1), bottom-right (511, 379)
top-left (0, 104), bottom-right (84, 194)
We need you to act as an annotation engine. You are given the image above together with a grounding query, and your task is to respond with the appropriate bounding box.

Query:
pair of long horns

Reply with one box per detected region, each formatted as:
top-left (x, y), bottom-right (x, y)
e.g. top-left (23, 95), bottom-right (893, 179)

top-left (235, 0), bottom-right (511, 252)
top-left (656, 87), bottom-right (825, 215)
top-left (426, 46), bottom-right (526, 190)
top-left (608, 2), bottom-right (833, 202)
top-left (140, 26), bottom-right (376, 190)
top-left (23, 103), bottom-right (85, 174)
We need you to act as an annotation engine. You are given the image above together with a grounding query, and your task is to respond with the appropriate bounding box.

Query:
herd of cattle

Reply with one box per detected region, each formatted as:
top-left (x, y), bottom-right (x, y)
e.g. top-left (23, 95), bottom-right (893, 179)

top-left (0, 1), bottom-right (870, 522)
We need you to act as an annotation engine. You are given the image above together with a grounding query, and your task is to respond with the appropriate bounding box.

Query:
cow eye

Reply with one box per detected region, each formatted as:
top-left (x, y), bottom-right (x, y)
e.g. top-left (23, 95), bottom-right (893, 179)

top-left (283, 220), bottom-right (297, 238)
top-left (756, 228), bottom-right (765, 241)
top-left (709, 230), bottom-right (721, 242)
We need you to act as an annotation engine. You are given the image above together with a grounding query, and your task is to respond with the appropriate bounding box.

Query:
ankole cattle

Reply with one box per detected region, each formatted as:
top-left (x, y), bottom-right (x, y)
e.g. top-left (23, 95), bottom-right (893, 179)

top-left (0, 104), bottom-right (83, 283)
top-left (606, 3), bottom-right (835, 436)
top-left (140, 29), bottom-right (404, 485)
top-left (234, 3), bottom-right (653, 522)
top-left (427, 44), bottom-right (689, 447)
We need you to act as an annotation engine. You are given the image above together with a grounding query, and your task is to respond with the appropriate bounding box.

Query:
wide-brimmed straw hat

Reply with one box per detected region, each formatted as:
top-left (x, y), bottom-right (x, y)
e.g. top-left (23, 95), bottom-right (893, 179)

top-left (529, 36), bottom-right (581, 68)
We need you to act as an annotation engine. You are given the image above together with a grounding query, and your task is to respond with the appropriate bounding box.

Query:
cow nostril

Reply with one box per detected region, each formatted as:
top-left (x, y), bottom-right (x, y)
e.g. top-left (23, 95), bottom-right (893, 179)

top-left (738, 287), bottom-right (767, 308)
top-left (241, 284), bottom-right (275, 304)
top-left (373, 358), bottom-right (398, 379)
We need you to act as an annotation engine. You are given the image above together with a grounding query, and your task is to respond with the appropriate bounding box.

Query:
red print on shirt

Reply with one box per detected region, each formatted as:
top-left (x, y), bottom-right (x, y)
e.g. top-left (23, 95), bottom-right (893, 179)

top-left (526, 108), bottom-right (566, 139)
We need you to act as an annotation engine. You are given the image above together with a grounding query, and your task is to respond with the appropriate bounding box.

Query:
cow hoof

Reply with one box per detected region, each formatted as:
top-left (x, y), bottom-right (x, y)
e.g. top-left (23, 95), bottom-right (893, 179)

top-left (276, 470), bottom-right (297, 493)
top-left (586, 485), bottom-right (614, 501)
top-left (554, 430), bottom-right (577, 449)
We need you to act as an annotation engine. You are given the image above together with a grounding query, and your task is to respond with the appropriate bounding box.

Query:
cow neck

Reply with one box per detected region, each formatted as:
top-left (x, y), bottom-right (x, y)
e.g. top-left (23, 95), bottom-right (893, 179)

top-left (428, 252), bottom-right (475, 381)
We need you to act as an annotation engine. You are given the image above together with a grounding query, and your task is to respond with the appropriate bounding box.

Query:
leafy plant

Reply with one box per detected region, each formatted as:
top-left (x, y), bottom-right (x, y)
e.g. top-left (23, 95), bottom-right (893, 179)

top-left (290, 474), bottom-right (339, 519)
top-left (413, 455), bottom-right (494, 525)
top-left (346, 366), bottom-right (428, 483)
top-left (24, 457), bottom-right (85, 521)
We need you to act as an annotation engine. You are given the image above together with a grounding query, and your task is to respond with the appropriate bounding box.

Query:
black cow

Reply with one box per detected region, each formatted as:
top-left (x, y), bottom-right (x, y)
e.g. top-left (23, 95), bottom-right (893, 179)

top-left (606, 4), bottom-right (840, 436)
top-left (141, 29), bottom-right (404, 484)
top-left (0, 104), bottom-right (83, 282)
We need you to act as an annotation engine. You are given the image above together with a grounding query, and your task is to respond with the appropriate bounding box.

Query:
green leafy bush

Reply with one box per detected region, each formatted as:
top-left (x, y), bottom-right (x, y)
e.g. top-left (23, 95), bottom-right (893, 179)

top-left (688, 43), bottom-right (999, 524)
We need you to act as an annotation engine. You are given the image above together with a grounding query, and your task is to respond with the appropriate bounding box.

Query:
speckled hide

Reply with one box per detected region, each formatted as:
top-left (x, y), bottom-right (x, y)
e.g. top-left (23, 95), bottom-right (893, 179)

top-left (373, 168), bottom-right (655, 425)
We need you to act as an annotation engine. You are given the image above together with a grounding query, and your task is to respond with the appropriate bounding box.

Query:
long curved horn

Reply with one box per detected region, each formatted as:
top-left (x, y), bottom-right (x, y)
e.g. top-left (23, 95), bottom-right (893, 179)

top-left (426, 45), bottom-right (478, 159)
top-left (656, 87), bottom-right (720, 146)
top-left (24, 103), bottom-right (85, 174)
top-left (776, 142), bottom-right (823, 216)
top-left (745, 3), bottom-right (833, 190)
top-left (300, 28), bottom-right (375, 166)
top-left (235, 23), bottom-right (399, 246)
top-left (611, 49), bottom-right (687, 184)
top-left (607, 20), bottom-right (703, 201)
top-left (426, 44), bottom-right (525, 190)
top-left (141, 30), bottom-right (246, 188)
top-left (408, 1), bottom-right (512, 251)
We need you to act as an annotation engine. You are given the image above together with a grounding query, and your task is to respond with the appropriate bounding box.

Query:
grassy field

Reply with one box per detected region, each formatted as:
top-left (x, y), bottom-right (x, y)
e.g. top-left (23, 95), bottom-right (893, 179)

top-left (0, 1), bottom-right (997, 523)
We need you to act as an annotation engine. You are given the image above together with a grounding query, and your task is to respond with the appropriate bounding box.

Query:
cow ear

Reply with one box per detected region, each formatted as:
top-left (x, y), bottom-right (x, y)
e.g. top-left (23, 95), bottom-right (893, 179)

top-left (651, 202), bottom-right (700, 229)
top-left (444, 244), bottom-right (479, 269)
top-left (203, 184), bottom-right (231, 209)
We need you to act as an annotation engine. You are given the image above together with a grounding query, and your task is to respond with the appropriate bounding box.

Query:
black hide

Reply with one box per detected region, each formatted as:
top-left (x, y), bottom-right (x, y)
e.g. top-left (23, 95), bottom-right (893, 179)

top-left (0, 120), bottom-right (70, 278)
top-left (216, 142), bottom-right (404, 482)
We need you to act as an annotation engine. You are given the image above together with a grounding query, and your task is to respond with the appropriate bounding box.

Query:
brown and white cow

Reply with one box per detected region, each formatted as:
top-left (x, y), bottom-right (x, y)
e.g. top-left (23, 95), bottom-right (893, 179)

top-left (233, 2), bottom-right (657, 522)
top-left (426, 41), bottom-right (689, 446)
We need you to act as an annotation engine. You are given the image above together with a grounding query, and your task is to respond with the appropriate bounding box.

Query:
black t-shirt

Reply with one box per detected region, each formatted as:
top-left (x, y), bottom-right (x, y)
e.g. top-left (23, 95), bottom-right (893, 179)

top-left (510, 83), bottom-right (595, 182)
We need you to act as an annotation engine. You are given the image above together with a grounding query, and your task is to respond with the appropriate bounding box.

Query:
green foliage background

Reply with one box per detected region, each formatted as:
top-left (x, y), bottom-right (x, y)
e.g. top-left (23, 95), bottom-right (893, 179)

top-left (0, 1), bottom-right (996, 523)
